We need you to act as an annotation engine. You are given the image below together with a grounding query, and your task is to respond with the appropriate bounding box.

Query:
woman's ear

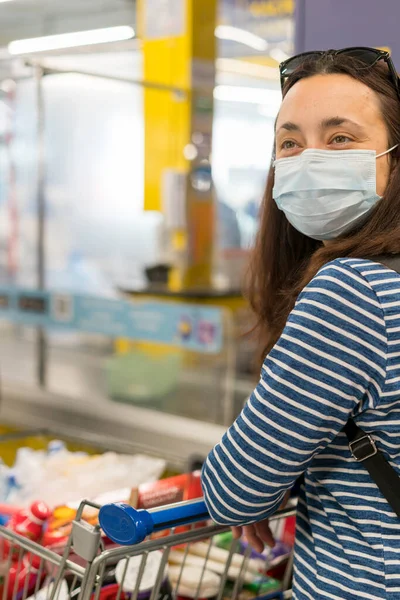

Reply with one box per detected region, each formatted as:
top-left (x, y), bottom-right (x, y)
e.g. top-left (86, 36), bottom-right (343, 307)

top-left (394, 147), bottom-right (400, 159)
top-left (388, 149), bottom-right (400, 180)
top-left (392, 156), bottom-right (400, 174)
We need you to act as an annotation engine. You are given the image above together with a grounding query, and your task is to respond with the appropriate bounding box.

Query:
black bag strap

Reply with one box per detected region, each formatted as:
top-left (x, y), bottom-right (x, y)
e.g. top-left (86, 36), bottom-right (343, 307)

top-left (371, 254), bottom-right (400, 273)
top-left (343, 419), bottom-right (400, 518)
top-left (343, 254), bottom-right (400, 518)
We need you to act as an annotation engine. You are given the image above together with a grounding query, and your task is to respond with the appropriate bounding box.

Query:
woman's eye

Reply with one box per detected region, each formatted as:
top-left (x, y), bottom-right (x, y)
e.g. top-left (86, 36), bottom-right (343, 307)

top-left (281, 140), bottom-right (297, 150)
top-left (331, 135), bottom-right (351, 144)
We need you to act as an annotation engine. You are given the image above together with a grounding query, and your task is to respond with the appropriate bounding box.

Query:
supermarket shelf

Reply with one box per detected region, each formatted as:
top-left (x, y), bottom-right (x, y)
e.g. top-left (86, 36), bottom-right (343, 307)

top-left (0, 380), bottom-right (226, 470)
top-left (0, 323), bottom-right (244, 471)
top-left (0, 325), bottom-right (252, 424)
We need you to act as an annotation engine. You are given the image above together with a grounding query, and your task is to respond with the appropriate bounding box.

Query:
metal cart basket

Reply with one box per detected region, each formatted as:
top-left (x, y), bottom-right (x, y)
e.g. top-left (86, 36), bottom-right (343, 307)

top-left (0, 498), bottom-right (295, 600)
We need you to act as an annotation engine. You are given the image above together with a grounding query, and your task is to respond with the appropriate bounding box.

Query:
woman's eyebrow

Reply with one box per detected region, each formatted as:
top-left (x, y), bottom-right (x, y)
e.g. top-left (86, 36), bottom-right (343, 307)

top-left (276, 121), bottom-right (301, 135)
top-left (320, 116), bottom-right (366, 133)
top-left (276, 117), bottom-right (367, 136)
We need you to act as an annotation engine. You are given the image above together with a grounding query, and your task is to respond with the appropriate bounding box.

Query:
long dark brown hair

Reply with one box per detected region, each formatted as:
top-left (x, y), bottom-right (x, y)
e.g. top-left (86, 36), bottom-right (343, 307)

top-left (247, 53), bottom-right (400, 359)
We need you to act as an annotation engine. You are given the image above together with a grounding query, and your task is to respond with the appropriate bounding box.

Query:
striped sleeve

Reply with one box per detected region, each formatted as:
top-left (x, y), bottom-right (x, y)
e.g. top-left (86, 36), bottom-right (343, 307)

top-left (201, 260), bottom-right (388, 525)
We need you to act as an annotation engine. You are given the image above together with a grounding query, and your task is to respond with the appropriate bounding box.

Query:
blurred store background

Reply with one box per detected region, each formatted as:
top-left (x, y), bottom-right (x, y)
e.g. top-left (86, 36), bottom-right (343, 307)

top-left (0, 0), bottom-right (292, 469)
top-left (0, 0), bottom-right (398, 470)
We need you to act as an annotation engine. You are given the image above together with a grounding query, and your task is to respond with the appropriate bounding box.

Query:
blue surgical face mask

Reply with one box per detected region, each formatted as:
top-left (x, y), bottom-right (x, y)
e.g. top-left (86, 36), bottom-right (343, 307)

top-left (272, 146), bottom-right (399, 241)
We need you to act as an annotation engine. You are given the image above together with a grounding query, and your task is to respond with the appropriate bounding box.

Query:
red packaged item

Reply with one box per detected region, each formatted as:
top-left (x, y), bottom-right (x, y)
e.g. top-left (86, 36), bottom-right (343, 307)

top-left (3, 501), bottom-right (50, 559)
top-left (130, 472), bottom-right (203, 510)
top-left (272, 511), bottom-right (296, 548)
top-left (13, 501), bottom-right (50, 540)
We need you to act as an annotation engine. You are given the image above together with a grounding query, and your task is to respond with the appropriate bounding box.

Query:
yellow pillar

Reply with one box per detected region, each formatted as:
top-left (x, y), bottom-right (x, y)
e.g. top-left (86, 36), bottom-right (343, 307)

top-left (137, 0), bottom-right (217, 291)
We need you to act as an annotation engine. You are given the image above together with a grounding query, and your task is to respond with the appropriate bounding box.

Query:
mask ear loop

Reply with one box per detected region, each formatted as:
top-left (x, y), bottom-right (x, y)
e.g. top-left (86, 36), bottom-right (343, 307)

top-left (377, 143), bottom-right (400, 158)
top-left (384, 144), bottom-right (400, 187)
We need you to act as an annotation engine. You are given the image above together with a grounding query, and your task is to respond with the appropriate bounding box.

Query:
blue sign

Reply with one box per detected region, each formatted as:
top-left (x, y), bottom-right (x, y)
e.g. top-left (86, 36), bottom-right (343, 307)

top-left (0, 287), bottom-right (223, 354)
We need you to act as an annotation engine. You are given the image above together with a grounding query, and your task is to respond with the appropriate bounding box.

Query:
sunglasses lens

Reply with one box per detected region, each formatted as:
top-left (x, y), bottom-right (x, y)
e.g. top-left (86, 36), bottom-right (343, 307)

top-left (280, 47), bottom-right (399, 99)
top-left (341, 48), bottom-right (381, 65)
top-left (280, 52), bottom-right (321, 79)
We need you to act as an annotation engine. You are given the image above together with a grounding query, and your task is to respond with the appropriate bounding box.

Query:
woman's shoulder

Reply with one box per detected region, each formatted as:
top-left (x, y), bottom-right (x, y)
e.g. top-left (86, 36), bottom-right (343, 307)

top-left (308, 257), bottom-right (373, 288)
top-left (312, 256), bottom-right (400, 292)
top-left (309, 256), bottom-right (397, 288)
top-left (302, 257), bottom-right (383, 314)
top-left (295, 257), bottom-right (387, 345)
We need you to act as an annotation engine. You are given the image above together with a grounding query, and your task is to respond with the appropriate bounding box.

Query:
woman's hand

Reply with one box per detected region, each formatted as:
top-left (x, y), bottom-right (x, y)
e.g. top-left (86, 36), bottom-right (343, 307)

top-left (231, 520), bottom-right (275, 554)
top-left (231, 490), bottom-right (291, 554)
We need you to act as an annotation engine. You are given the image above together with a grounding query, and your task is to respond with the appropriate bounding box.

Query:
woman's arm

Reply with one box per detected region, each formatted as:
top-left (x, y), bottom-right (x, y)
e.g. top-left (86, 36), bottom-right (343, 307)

top-left (201, 260), bottom-right (387, 525)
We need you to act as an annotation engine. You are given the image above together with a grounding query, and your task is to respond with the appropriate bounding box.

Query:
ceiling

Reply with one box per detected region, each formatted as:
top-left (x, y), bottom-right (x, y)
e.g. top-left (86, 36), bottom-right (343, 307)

top-left (0, 0), bottom-right (292, 51)
top-left (0, 0), bottom-right (292, 87)
top-left (0, 0), bottom-right (136, 46)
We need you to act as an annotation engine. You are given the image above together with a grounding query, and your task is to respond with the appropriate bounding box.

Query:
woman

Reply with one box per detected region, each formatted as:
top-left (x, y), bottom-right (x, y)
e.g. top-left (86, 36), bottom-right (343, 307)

top-left (201, 48), bottom-right (400, 599)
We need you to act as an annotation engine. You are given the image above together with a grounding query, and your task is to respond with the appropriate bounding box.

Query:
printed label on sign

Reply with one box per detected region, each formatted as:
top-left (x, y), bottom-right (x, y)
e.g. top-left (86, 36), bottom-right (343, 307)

top-left (52, 294), bottom-right (74, 322)
top-left (247, 0), bottom-right (294, 16)
top-left (18, 294), bottom-right (48, 315)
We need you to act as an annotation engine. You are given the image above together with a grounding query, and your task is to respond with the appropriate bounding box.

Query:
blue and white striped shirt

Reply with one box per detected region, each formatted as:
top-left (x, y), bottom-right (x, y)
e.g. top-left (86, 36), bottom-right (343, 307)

top-left (202, 258), bottom-right (400, 599)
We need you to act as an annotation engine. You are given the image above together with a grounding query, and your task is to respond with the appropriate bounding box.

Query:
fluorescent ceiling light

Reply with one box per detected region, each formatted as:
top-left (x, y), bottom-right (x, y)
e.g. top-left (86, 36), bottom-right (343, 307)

top-left (215, 25), bottom-right (268, 52)
top-left (8, 26), bottom-right (135, 55)
top-left (214, 85), bottom-right (281, 106)
top-left (269, 48), bottom-right (290, 63)
top-left (0, 0), bottom-right (14, 3)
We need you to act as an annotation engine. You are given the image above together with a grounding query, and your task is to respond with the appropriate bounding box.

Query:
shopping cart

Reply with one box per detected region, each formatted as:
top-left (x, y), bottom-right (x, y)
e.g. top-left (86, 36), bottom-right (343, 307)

top-left (0, 498), bottom-right (295, 600)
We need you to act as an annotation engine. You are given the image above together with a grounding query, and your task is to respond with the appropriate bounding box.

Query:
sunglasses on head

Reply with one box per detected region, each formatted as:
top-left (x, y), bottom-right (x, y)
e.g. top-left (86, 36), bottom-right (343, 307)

top-left (279, 46), bottom-right (400, 99)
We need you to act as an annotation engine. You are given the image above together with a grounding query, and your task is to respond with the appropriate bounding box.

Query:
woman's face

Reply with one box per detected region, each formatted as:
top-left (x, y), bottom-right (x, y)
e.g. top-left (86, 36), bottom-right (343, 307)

top-left (275, 73), bottom-right (391, 196)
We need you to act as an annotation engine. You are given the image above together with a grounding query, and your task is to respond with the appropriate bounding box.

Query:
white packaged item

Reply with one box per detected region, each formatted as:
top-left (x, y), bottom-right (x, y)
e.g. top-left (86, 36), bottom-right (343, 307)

top-left (116, 552), bottom-right (167, 592)
top-left (168, 549), bottom-right (261, 584)
top-left (188, 542), bottom-right (264, 572)
top-left (25, 578), bottom-right (69, 600)
top-left (169, 566), bottom-right (220, 599)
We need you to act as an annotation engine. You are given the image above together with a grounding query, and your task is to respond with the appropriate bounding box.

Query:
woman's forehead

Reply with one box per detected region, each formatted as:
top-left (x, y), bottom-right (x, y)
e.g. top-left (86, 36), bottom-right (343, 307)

top-left (276, 73), bottom-right (383, 131)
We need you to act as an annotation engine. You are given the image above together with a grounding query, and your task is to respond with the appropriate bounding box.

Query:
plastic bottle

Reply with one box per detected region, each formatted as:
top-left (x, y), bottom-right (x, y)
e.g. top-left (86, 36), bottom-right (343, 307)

top-left (4, 472), bottom-right (21, 504)
top-left (3, 501), bottom-right (50, 559)
top-left (47, 440), bottom-right (67, 455)
top-left (0, 460), bottom-right (10, 503)
top-left (1, 554), bottom-right (43, 600)
top-left (9, 447), bottom-right (46, 504)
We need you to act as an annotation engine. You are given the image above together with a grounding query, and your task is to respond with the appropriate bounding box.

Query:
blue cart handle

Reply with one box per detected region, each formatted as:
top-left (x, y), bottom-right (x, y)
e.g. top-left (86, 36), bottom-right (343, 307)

top-left (99, 498), bottom-right (209, 545)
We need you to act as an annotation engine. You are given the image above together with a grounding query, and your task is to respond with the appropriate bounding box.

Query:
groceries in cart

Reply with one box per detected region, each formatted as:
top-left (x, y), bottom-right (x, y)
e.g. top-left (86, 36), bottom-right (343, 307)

top-left (0, 444), bottom-right (294, 600)
top-left (0, 440), bottom-right (166, 508)
top-left (0, 499), bottom-right (293, 600)
top-left (97, 498), bottom-right (293, 600)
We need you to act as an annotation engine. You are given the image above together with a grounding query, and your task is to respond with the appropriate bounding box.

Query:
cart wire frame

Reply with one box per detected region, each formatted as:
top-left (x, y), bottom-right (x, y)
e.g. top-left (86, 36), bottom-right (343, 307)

top-left (0, 499), bottom-right (295, 600)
